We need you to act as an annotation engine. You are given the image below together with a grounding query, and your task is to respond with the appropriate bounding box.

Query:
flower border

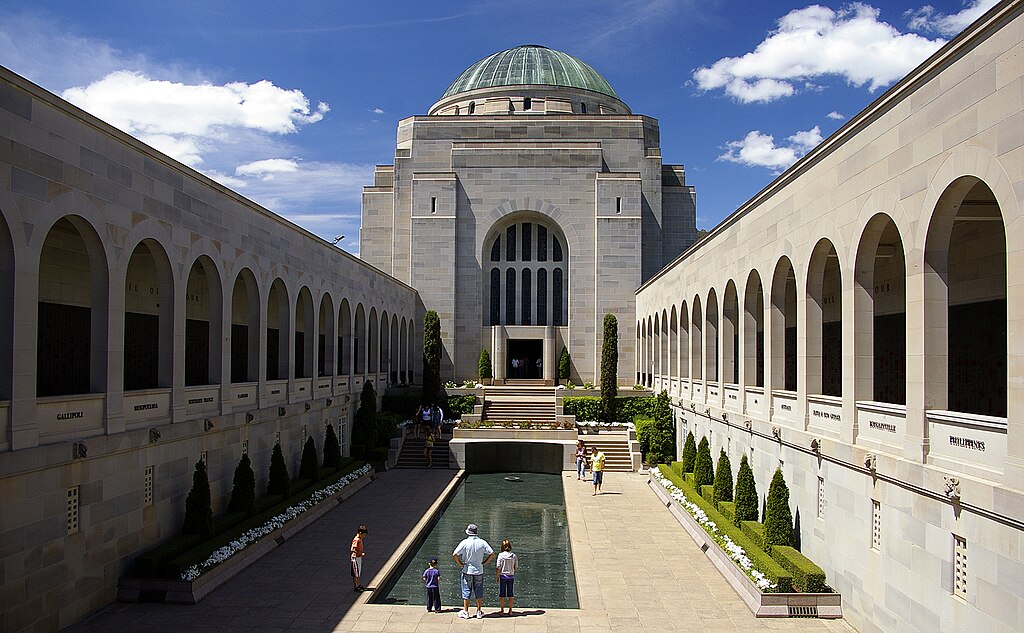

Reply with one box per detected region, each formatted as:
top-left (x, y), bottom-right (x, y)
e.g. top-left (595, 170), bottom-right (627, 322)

top-left (181, 464), bottom-right (373, 581)
top-left (651, 469), bottom-right (777, 592)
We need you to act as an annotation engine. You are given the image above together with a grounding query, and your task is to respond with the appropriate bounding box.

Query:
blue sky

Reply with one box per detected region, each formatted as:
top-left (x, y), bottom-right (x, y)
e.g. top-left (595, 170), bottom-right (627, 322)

top-left (0, 1), bottom-right (997, 252)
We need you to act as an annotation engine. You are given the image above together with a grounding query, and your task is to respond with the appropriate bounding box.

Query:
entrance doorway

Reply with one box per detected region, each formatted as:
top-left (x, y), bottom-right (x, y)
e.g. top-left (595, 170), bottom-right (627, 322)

top-left (507, 339), bottom-right (543, 379)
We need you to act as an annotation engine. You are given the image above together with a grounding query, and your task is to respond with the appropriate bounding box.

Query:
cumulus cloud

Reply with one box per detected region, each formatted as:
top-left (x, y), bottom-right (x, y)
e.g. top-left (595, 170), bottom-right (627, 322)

top-left (693, 3), bottom-right (945, 103)
top-left (827, 110), bottom-right (846, 120)
top-left (235, 158), bottom-right (301, 179)
top-left (906, 0), bottom-right (998, 36)
top-left (372, 107), bottom-right (385, 114)
top-left (62, 71), bottom-right (329, 167)
top-left (719, 126), bottom-right (823, 170)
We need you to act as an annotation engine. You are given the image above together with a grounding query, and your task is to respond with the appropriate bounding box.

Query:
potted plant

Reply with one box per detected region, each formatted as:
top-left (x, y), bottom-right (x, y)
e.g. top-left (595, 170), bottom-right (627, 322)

top-left (478, 348), bottom-right (493, 386)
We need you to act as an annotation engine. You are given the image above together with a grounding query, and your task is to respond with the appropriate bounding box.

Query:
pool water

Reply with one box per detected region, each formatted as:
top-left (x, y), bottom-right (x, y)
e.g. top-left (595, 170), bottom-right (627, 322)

top-left (374, 472), bottom-right (579, 610)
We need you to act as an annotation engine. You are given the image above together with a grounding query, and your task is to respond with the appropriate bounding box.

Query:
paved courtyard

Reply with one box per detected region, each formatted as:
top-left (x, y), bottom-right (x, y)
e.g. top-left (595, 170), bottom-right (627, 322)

top-left (69, 469), bottom-right (856, 632)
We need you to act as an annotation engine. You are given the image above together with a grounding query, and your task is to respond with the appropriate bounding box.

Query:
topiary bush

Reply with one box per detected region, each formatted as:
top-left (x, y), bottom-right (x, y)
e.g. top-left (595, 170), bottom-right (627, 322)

top-left (267, 442), bottom-right (290, 497)
top-left (763, 468), bottom-right (794, 553)
top-left (298, 436), bottom-right (319, 482)
top-left (772, 545), bottom-right (826, 593)
top-left (713, 449), bottom-right (734, 504)
top-left (182, 458), bottom-right (213, 537)
top-left (600, 314), bottom-right (618, 422)
top-left (323, 422), bottom-right (342, 471)
top-left (422, 311), bottom-right (441, 404)
top-left (558, 346), bottom-right (571, 381)
top-left (226, 453), bottom-right (256, 515)
top-left (478, 348), bottom-right (492, 381)
top-left (680, 432), bottom-right (697, 473)
top-left (647, 390), bottom-right (675, 464)
top-left (352, 379), bottom-right (379, 456)
top-left (734, 453), bottom-right (759, 524)
top-left (693, 436), bottom-right (714, 489)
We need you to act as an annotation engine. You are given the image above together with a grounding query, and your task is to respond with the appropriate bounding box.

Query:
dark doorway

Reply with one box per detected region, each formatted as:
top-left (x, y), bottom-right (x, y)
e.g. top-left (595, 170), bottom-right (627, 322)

top-left (507, 339), bottom-right (543, 379)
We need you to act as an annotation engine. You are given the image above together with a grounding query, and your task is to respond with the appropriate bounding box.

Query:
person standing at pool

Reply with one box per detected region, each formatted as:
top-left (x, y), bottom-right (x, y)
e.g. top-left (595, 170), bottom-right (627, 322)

top-left (575, 440), bottom-right (587, 480)
top-left (453, 523), bottom-right (494, 619)
top-left (495, 539), bottom-right (518, 615)
top-left (423, 557), bottom-right (442, 613)
top-left (591, 447), bottom-right (606, 495)
top-left (350, 524), bottom-right (368, 592)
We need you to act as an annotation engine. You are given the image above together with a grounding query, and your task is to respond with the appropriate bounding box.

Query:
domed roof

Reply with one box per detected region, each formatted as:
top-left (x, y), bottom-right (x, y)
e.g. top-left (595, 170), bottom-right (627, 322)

top-left (441, 45), bottom-right (620, 100)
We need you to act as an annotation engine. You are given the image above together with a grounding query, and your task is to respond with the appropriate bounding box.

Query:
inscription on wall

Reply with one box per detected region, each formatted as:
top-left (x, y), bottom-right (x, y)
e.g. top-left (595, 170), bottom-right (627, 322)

top-left (57, 411), bottom-right (84, 420)
top-left (780, 404), bottom-right (792, 411)
top-left (133, 403), bottom-right (159, 411)
top-left (187, 396), bottom-right (214, 405)
top-left (869, 420), bottom-right (897, 433)
top-left (950, 436), bottom-right (985, 451)
top-left (812, 409), bottom-right (840, 422)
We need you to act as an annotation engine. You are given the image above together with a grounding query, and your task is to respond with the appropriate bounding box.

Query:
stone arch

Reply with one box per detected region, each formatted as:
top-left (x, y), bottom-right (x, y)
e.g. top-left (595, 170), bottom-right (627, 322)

top-left (294, 287), bottom-right (314, 379)
top-left (706, 288), bottom-right (719, 382)
top-left (484, 211), bottom-right (568, 326)
top-left (184, 254), bottom-right (224, 386)
top-left (338, 299), bottom-right (352, 375)
top-left (0, 210), bottom-right (13, 401)
top-left (806, 238), bottom-right (842, 397)
top-left (679, 300), bottom-right (690, 380)
top-left (743, 270), bottom-right (764, 387)
top-left (723, 280), bottom-right (739, 385)
top-left (230, 268), bottom-right (260, 383)
top-left (266, 278), bottom-right (290, 381)
top-left (123, 238), bottom-right (174, 390)
top-left (318, 292), bottom-right (336, 377)
top-left (770, 257), bottom-right (797, 392)
top-left (368, 307), bottom-right (379, 373)
top-left (390, 313), bottom-right (400, 385)
top-left (354, 304), bottom-right (366, 374)
top-left (691, 295), bottom-right (703, 381)
top-left (670, 305), bottom-right (679, 379)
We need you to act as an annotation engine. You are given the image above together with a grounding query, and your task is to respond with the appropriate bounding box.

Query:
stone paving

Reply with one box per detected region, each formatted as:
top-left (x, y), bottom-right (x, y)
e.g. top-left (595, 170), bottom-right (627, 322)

top-left (68, 469), bottom-right (857, 632)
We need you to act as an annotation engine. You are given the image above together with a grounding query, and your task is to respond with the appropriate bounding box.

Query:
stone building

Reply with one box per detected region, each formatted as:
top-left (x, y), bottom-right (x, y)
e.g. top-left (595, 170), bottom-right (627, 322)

top-left (0, 66), bottom-right (418, 631)
top-left (635, 2), bottom-right (1024, 632)
top-left (361, 45), bottom-right (697, 385)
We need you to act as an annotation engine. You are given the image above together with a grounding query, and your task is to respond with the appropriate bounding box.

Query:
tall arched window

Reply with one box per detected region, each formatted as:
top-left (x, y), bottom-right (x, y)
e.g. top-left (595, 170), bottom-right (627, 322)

top-left (537, 269), bottom-right (548, 326)
top-left (521, 269), bottom-right (532, 325)
top-left (485, 218), bottom-right (569, 326)
top-left (553, 268), bottom-right (564, 326)
top-left (505, 268), bottom-right (516, 324)
top-left (490, 268), bottom-right (501, 324)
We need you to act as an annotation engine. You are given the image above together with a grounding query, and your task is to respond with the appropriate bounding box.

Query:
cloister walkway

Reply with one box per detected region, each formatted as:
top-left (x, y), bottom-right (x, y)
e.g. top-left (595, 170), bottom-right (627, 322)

top-left (68, 469), bottom-right (855, 633)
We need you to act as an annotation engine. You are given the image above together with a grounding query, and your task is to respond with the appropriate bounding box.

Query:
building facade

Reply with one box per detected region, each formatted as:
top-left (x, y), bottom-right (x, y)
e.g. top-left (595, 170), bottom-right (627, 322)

top-left (0, 67), bottom-right (419, 632)
top-left (362, 45), bottom-right (697, 385)
top-left (635, 2), bottom-right (1024, 632)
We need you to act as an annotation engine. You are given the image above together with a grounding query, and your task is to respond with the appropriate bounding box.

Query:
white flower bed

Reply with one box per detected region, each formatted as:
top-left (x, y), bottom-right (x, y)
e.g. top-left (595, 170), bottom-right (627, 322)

top-left (651, 469), bottom-right (776, 592)
top-left (576, 420), bottom-right (635, 429)
top-left (181, 464), bottom-right (372, 581)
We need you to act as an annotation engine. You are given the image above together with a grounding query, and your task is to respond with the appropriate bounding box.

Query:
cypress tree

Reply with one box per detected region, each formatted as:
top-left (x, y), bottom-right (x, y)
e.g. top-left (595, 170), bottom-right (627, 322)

top-left (647, 390), bottom-right (675, 464)
top-left (761, 495), bottom-right (767, 523)
top-left (352, 379), bottom-right (379, 455)
top-left (693, 436), bottom-right (714, 489)
top-left (734, 453), bottom-right (759, 523)
top-left (558, 347), bottom-right (571, 381)
top-left (298, 436), bottom-right (319, 482)
top-left (422, 311), bottom-right (441, 404)
top-left (267, 442), bottom-right (290, 497)
top-left (763, 468), bottom-right (794, 552)
top-left (226, 453), bottom-right (256, 515)
top-left (600, 314), bottom-right (618, 422)
top-left (680, 432), bottom-right (697, 473)
top-left (478, 348), bottom-right (492, 381)
top-left (793, 507), bottom-right (802, 552)
top-left (323, 422), bottom-right (342, 471)
top-left (182, 458), bottom-right (213, 537)
top-left (713, 448), bottom-right (734, 503)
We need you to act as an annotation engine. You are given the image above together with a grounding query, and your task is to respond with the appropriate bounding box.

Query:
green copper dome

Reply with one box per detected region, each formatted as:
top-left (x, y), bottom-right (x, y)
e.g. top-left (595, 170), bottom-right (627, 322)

top-left (441, 45), bottom-right (620, 100)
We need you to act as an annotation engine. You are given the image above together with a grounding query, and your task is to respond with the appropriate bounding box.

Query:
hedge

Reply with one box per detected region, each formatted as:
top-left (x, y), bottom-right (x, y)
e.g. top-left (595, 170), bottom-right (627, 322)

top-left (561, 395), bottom-right (656, 422)
top-left (718, 501), bottom-right (736, 523)
top-left (657, 466), bottom-right (792, 592)
top-left (670, 461), bottom-right (686, 478)
top-left (444, 394), bottom-right (477, 417)
top-left (701, 484), bottom-right (716, 506)
top-left (740, 520), bottom-right (765, 549)
top-left (772, 545), bottom-right (826, 593)
top-left (635, 416), bottom-right (653, 458)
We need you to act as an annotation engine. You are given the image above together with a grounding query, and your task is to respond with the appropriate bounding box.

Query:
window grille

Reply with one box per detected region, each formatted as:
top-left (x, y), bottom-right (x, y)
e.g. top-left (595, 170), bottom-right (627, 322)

top-left (67, 486), bottom-right (80, 534)
top-left (817, 476), bottom-right (825, 518)
top-left (871, 500), bottom-right (881, 549)
top-left (953, 534), bottom-right (968, 599)
top-left (144, 466), bottom-right (154, 507)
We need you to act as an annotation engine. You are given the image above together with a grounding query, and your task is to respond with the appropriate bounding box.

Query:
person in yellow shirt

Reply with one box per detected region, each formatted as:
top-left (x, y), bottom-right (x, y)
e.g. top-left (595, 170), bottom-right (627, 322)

top-left (591, 447), bottom-right (606, 495)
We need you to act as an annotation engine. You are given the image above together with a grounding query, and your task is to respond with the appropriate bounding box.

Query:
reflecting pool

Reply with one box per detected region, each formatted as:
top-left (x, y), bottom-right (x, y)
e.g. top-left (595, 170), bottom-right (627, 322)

top-left (374, 472), bottom-right (578, 609)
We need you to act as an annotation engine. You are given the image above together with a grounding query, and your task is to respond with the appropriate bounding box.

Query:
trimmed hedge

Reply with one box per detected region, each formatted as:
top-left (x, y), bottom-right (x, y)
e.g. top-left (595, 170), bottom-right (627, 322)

top-left (701, 484), bottom-right (716, 506)
top-left (718, 501), bottom-right (736, 523)
top-left (444, 394), bottom-right (477, 417)
top-left (657, 466), bottom-right (792, 592)
top-left (740, 520), bottom-right (765, 549)
top-left (635, 416), bottom-right (653, 458)
top-left (772, 545), bottom-right (826, 593)
top-left (560, 395), bottom-right (656, 422)
top-left (670, 461), bottom-right (686, 478)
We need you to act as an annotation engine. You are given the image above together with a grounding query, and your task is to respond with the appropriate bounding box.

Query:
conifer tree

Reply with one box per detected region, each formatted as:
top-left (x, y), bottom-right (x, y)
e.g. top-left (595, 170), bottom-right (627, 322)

top-left (323, 422), bottom-right (343, 471)
top-left (352, 379), bottom-right (379, 454)
top-left (600, 314), bottom-right (618, 422)
top-left (422, 311), bottom-right (441, 403)
top-left (734, 453), bottom-right (759, 523)
top-left (267, 442), bottom-right (290, 497)
top-left (299, 436), bottom-right (319, 482)
top-left (227, 453), bottom-right (256, 515)
top-left (793, 507), bottom-right (802, 552)
top-left (478, 348), bottom-right (492, 381)
top-left (713, 448), bottom-right (734, 503)
top-left (680, 432), bottom-right (697, 473)
top-left (693, 436), bottom-right (714, 489)
top-left (647, 390), bottom-right (675, 464)
top-left (558, 347), bottom-right (571, 381)
top-left (763, 468), bottom-right (794, 552)
top-left (182, 458), bottom-right (213, 537)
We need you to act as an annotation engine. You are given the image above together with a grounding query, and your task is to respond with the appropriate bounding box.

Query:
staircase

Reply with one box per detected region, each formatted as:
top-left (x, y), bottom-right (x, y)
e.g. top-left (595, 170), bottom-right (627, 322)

top-left (395, 433), bottom-right (451, 469)
top-left (482, 386), bottom-right (556, 423)
top-left (578, 432), bottom-right (635, 472)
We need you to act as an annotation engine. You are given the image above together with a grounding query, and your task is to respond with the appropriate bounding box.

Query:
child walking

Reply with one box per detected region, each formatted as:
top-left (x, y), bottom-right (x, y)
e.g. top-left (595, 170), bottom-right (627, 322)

top-left (423, 557), bottom-right (442, 612)
top-left (495, 539), bottom-right (518, 615)
top-left (424, 433), bottom-right (434, 467)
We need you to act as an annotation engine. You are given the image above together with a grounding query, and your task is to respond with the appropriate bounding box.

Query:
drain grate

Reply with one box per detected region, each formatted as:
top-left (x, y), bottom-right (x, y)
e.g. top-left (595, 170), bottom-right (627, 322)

top-left (789, 605), bottom-right (818, 618)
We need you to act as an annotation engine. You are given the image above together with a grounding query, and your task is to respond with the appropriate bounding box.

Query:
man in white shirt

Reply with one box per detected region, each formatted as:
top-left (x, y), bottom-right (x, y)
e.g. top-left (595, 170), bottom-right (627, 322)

top-left (452, 523), bottom-right (494, 619)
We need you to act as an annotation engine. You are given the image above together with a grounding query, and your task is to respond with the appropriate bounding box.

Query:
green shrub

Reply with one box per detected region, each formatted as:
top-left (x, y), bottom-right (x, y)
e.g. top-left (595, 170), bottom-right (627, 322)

top-left (299, 436), bottom-right (319, 482)
top-left (182, 458), bottom-right (213, 538)
top-left (422, 310), bottom-right (441, 403)
top-left (693, 436), bottom-right (714, 489)
top-left (670, 461), bottom-right (685, 478)
top-left (615, 395), bottom-right (654, 421)
top-left (635, 416), bottom-right (653, 459)
top-left (323, 422), bottom-right (342, 470)
top-left (684, 471), bottom-right (695, 487)
top-left (701, 484), bottom-right (716, 505)
top-left (376, 411), bottom-right (403, 446)
top-left (226, 453), bottom-right (256, 515)
top-left (600, 314), bottom-right (618, 422)
top-left (558, 347), bottom-right (571, 380)
top-left (561, 395), bottom-right (656, 422)
top-left (680, 433), bottom-right (696, 473)
top-left (734, 454), bottom-right (759, 524)
top-left (380, 393), bottom-right (420, 417)
top-left (718, 501), bottom-right (736, 522)
top-left (352, 380), bottom-right (379, 455)
top-left (713, 449), bottom-right (734, 504)
top-left (478, 348), bottom-right (492, 380)
top-left (763, 468), bottom-right (794, 552)
top-left (793, 507), bottom-right (802, 552)
top-left (772, 545), bottom-right (826, 593)
top-left (647, 390), bottom-right (675, 464)
top-left (267, 442), bottom-right (290, 497)
top-left (657, 466), bottom-right (792, 592)
top-left (443, 394), bottom-right (477, 417)
top-left (741, 520), bottom-right (765, 549)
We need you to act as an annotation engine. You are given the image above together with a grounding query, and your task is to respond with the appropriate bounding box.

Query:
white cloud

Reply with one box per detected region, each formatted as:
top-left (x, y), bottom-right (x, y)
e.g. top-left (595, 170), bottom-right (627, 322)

top-left (372, 108), bottom-right (385, 114)
top-left (694, 3), bottom-right (945, 103)
top-left (827, 110), bottom-right (846, 120)
top-left (235, 158), bottom-right (301, 179)
top-left (719, 126), bottom-right (823, 170)
top-left (62, 71), bottom-right (329, 167)
top-left (906, 0), bottom-right (998, 36)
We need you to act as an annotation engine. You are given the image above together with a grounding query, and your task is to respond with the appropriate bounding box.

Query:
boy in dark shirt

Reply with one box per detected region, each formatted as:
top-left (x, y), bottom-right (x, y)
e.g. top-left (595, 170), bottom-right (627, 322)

top-left (423, 557), bottom-right (442, 612)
